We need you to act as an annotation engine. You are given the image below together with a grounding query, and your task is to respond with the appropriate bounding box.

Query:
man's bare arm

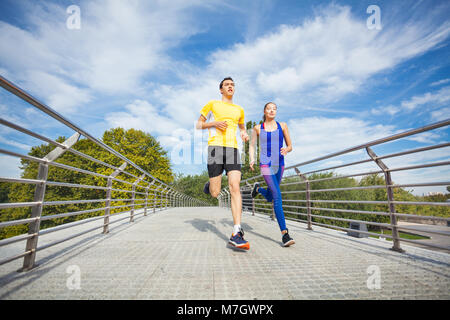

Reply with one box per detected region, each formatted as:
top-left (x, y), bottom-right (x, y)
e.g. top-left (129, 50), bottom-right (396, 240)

top-left (196, 115), bottom-right (227, 130)
top-left (239, 123), bottom-right (249, 142)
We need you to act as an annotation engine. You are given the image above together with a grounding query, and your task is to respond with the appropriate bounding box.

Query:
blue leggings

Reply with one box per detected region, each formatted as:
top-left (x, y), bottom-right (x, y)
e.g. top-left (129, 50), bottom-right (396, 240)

top-left (258, 165), bottom-right (286, 232)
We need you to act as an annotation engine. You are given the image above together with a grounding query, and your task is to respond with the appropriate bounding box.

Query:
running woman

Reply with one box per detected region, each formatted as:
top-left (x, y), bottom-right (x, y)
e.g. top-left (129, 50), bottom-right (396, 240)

top-left (249, 102), bottom-right (295, 247)
top-left (196, 77), bottom-right (250, 250)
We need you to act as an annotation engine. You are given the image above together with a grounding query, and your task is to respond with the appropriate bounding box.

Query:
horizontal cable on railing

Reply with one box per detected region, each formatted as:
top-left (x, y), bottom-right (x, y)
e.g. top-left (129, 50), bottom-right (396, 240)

top-left (43, 199), bottom-right (107, 206)
top-left (0, 177), bottom-right (43, 184)
top-left (0, 217), bottom-right (39, 228)
top-left (0, 201), bottom-right (40, 209)
top-left (307, 213), bottom-right (392, 228)
top-left (38, 215), bottom-right (106, 236)
top-left (0, 250), bottom-right (33, 267)
top-left (0, 148), bottom-right (47, 164)
top-left (377, 142), bottom-right (450, 161)
top-left (280, 181), bottom-right (450, 194)
top-left (0, 233), bottom-right (37, 248)
top-left (282, 158), bottom-right (375, 180)
top-left (37, 225), bottom-right (105, 252)
top-left (388, 161), bottom-right (450, 172)
top-left (40, 207), bottom-right (106, 221)
top-left (0, 118), bottom-right (67, 149)
top-left (310, 221), bottom-right (392, 239)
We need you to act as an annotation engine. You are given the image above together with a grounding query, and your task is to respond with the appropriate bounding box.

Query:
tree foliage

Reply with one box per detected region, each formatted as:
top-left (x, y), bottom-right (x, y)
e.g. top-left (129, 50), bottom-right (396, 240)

top-left (0, 128), bottom-right (174, 239)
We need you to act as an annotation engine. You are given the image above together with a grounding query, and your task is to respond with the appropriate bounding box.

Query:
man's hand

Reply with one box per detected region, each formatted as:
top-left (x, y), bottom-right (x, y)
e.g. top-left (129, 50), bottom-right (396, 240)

top-left (214, 121), bottom-right (228, 131)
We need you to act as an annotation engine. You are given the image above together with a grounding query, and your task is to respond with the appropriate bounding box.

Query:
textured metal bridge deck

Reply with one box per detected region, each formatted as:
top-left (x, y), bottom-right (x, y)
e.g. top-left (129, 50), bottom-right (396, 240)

top-left (0, 207), bottom-right (449, 300)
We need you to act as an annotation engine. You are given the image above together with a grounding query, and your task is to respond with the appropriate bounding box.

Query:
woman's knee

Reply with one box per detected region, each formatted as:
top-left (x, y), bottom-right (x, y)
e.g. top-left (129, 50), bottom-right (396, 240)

top-left (271, 190), bottom-right (282, 201)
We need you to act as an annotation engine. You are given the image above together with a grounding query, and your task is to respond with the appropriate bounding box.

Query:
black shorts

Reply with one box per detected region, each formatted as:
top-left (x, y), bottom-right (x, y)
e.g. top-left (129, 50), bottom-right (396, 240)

top-left (207, 146), bottom-right (241, 178)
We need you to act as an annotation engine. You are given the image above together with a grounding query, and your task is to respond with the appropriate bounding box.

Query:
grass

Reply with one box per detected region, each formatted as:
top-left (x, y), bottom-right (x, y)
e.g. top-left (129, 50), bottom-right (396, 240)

top-left (369, 229), bottom-right (430, 240)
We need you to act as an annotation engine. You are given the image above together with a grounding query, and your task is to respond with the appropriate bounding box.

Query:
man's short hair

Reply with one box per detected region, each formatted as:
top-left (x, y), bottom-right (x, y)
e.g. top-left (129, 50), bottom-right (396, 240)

top-left (220, 77), bottom-right (234, 89)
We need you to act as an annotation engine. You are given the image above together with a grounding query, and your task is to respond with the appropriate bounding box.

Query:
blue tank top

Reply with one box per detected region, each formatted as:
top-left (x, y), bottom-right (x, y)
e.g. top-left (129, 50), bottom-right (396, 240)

top-left (259, 121), bottom-right (285, 167)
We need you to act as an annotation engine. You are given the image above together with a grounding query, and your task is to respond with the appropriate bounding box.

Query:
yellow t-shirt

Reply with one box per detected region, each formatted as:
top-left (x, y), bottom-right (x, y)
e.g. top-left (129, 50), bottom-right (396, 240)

top-left (200, 100), bottom-right (245, 148)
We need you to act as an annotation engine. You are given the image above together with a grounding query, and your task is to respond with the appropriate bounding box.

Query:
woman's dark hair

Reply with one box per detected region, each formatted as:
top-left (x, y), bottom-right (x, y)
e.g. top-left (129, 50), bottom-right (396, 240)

top-left (220, 77), bottom-right (234, 89)
top-left (263, 102), bottom-right (276, 122)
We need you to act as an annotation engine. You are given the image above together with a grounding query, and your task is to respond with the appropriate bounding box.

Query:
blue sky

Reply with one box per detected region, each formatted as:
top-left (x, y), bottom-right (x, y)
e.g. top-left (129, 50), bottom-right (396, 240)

top-left (0, 0), bottom-right (449, 194)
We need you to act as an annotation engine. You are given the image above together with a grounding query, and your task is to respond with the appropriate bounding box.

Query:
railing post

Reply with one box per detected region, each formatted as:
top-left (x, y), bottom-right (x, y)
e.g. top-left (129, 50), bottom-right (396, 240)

top-left (165, 189), bottom-right (169, 209)
top-left (252, 190), bottom-right (255, 216)
top-left (104, 162), bottom-right (127, 234)
top-left (131, 174), bottom-right (145, 222)
top-left (161, 187), bottom-right (167, 210)
top-left (224, 189), bottom-right (230, 209)
top-left (20, 132), bottom-right (80, 271)
top-left (366, 147), bottom-right (404, 253)
top-left (167, 190), bottom-right (172, 208)
top-left (144, 181), bottom-right (154, 216)
top-left (152, 185), bottom-right (156, 213)
top-left (295, 168), bottom-right (312, 230)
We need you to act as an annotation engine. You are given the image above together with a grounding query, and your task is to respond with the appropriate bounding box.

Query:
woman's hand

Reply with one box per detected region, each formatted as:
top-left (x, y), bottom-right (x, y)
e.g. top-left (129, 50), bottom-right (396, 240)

top-left (280, 147), bottom-right (290, 156)
top-left (250, 160), bottom-right (255, 171)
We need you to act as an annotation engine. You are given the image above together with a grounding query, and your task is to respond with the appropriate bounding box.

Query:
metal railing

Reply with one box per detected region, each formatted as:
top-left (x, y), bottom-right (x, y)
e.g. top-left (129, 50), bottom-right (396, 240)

top-left (219, 119), bottom-right (450, 253)
top-left (0, 75), bottom-right (208, 271)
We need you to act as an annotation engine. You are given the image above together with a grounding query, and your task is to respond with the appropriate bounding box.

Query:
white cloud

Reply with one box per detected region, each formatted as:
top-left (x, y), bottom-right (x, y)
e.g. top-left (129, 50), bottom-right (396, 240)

top-left (0, 156), bottom-right (22, 178)
top-left (285, 116), bottom-right (397, 167)
top-left (130, 2), bottom-right (450, 131)
top-left (23, 71), bottom-right (92, 114)
top-left (405, 131), bottom-right (443, 144)
top-left (430, 78), bottom-right (450, 87)
top-left (105, 99), bottom-right (180, 136)
top-left (431, 107), bottom-right (450, 122)
top-left (371, 105), bottom-right (400, 116)
top-left (371, 86), bottom-right (450, 120)
top-left (201, 4), bottom-right (450, 108)
top-left (100, 3), bottom-right (450, 174)
top-left (400, 86), bottom-right (450, 111)
top-left (0, 0), bottom-right (215, 113)
top-left (0, 136), bottom-right (31, 151)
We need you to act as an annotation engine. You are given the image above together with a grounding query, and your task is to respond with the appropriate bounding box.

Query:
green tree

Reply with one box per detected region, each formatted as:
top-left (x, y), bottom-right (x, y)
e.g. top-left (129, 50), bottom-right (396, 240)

top-left (0, 128), bottom-right (174, 239)
top-left (172, 171), bottom-right (219, 206)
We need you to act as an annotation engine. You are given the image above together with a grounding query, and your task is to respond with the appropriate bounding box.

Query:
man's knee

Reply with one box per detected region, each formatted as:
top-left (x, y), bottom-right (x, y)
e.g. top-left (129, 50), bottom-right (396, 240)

top-left (228, 182), bottom-right (241, 194)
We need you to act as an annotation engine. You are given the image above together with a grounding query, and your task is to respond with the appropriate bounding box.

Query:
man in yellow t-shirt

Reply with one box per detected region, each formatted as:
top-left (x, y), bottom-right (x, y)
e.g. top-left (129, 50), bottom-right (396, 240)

top-left (196, 77), bottom-right (250, 250)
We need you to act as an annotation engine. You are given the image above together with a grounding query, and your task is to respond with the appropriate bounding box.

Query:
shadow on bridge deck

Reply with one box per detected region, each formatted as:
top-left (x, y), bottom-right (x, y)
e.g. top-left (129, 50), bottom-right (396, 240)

top-left (0, 207), bottom-right (449, 300)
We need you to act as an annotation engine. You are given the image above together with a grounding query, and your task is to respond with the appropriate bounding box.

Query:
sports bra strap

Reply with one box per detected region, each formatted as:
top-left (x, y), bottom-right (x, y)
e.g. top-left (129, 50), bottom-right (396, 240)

top-left (261, 122), bottom-right (281, 131)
